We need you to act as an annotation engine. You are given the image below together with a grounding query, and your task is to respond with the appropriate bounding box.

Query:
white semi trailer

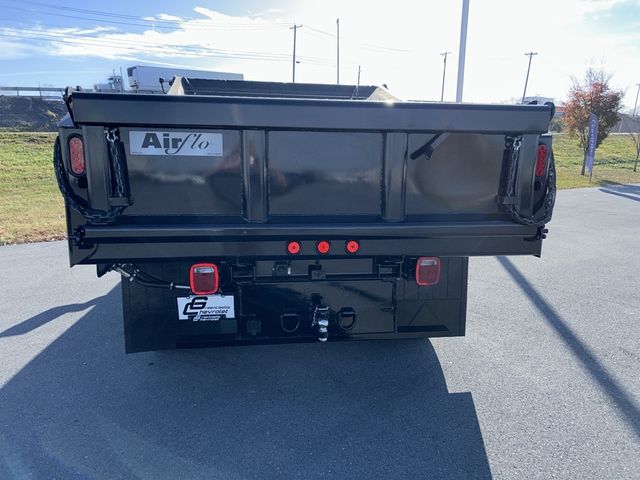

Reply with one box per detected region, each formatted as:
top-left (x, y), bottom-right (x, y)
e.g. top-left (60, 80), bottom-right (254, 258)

top-left (126, 65), bottom-right (243, 93)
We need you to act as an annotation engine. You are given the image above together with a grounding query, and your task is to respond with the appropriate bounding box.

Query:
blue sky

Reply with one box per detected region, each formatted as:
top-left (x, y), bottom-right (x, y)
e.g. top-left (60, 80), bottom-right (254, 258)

top-left (1, 0), bottom-right (639, 106)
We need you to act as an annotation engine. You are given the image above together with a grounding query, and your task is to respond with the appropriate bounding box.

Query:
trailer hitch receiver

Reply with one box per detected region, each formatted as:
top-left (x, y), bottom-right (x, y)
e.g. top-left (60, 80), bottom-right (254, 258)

top-left (312, 305), bottom-right (330, 342)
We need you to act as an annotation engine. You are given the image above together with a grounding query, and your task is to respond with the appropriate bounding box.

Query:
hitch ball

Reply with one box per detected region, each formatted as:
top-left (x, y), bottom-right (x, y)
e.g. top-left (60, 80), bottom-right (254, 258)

top-left (312, 305), bottom-right (330, 342)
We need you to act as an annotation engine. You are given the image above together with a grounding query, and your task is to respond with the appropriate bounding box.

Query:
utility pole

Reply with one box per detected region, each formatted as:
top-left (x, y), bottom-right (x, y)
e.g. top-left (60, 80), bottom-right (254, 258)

top-left (336, 18), bottom-right (340, 85)
top-left (633, 83), bottom-right (640, 117)
top-left (521, 51), bottom-right (538, 103)
top-left (440, 51), bottom-right (452, 102)
top-left (290, 24), bottom-right (302, 83)
top-left (355, 65), bottom-right (361, 97)
top-left (456, 0), bottom-right (470, 102)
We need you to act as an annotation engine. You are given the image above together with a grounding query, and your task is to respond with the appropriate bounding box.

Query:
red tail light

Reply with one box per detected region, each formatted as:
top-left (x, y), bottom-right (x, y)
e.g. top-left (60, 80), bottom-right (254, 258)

top-left (535, 144), bottom-right (548, 177)
top-left (287, 241), bottom-right (301, 255)
top-left (316, 240), bottom-right (331, 254)
top-left (68, 136), bottom-right (85, 176)
top-left (345, 240), bottom-right (360, 254)
top-left (416, 257), bottom-right (441, 286)
top-left (189, 263), bottom-right (219, 295)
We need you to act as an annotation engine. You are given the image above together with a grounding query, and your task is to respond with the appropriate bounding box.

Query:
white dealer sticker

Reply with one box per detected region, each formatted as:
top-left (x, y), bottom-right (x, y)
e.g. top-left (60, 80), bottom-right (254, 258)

top-left (177, 295), bottom-right (235, 322)
top-left (129, 131), bottom-right (223, 156)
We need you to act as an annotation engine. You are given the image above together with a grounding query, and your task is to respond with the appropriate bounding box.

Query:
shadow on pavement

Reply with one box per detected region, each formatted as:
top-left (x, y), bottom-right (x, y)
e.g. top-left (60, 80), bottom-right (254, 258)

top-left (0, 286), bottom-right (492, 479)
top-left (498, 257), bottom-right (640, 440)
top-left (599, 183), bottom-right (640, 202)
top-left (0, 296), bottom-right (107, 338)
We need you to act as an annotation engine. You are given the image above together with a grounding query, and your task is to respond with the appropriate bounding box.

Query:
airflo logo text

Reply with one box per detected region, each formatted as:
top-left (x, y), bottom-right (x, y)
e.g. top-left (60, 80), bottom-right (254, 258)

top-left (129, 131), bottom-right (223, 157)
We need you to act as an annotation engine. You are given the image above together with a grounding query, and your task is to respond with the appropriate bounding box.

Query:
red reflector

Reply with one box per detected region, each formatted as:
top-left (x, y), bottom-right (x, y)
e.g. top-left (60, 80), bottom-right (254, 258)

top-left (316, 240), bottom-right (331, 254)
top-left (345, 240), bottom-right (360, 254)
top-left (189, 263), bottom-right (219, 295)
top-left (535, 144), bottom-right (548, 177)
top-left (416, 257), bottom-right (441, 286)
top-left (68, 136), bottom-right (85, 175)
top-left (287, 241), bottom-right (301, 255)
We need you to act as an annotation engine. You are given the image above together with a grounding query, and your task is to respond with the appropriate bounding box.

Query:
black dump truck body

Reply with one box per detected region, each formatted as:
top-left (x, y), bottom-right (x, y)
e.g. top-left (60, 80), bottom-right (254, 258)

top-left (55, 79), bottom-right (555, 352)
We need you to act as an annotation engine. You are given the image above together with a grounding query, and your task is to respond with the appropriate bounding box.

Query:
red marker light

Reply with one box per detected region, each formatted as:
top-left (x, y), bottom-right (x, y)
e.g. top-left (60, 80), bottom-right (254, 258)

top-left (415, 257), bottom-right (441, 286)
top-left (346, 240), bottom-right (360, 254)
top-left (68, 136), bottom-right (85, 176)
top-left (535, 144), bottom-right (548, 177)
top-left (287, 241), bottom-right (301, 255)
top-left (189, 263), bottom-right (219, 295)
top-left (316, 241), bottom-right (331, 254)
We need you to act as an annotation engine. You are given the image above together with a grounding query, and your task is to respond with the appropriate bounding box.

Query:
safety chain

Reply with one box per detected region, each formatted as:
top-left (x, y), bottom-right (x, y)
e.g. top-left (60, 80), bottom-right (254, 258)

top-left (53, 128), bottom-right (130, 224)
top-left (505, 135), bottom-right (523, 202)
top-left (106, 128), bottom-right (129, 199)
top-left (501, 135), bottom-right (556, 227)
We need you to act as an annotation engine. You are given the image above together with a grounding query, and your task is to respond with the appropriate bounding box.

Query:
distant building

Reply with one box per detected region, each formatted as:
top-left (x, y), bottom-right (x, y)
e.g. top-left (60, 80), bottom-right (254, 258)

top-left (614, 113), bottom-right (640, 134)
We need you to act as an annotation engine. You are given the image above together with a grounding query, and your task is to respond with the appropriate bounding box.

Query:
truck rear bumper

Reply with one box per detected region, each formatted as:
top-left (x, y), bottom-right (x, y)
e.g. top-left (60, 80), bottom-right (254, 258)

top-left (121, 257), bottom-right (468, 353)
top-left (70, 220), bottom-right (543, 264)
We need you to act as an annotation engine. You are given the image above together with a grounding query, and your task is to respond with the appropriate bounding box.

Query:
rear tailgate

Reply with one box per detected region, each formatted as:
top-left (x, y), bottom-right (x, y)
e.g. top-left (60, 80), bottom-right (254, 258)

top-left (58, 91), bottom-right (554, 264)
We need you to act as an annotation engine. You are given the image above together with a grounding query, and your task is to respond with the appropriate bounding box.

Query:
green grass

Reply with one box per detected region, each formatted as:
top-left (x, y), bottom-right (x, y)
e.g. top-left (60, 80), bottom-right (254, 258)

top-left (551, 133), bottom-right (639, 189)
top-left (0, 132), bottom-right (65, 244)
top-left (0, 131), bottom-right (638, 244)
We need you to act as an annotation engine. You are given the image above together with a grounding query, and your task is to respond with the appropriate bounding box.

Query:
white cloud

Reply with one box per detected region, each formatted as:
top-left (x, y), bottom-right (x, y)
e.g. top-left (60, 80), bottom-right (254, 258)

top-left (150, 14), bottom-right (184, 22)
top-left (0, 40), bottom-right (33, 60)
top-left (1, 0), bottom-right (638, 106)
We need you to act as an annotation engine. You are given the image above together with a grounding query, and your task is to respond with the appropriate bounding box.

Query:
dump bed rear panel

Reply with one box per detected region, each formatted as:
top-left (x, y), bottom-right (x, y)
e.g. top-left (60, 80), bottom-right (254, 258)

top-left (58, 85), bottom-right (553, 265)
top-left (122, 128), bottom-right (244, 217)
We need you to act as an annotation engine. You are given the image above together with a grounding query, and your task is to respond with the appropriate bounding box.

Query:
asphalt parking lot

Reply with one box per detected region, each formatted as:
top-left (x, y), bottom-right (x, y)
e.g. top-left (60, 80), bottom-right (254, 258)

top-left (1, 184), bottom-right (639, 479)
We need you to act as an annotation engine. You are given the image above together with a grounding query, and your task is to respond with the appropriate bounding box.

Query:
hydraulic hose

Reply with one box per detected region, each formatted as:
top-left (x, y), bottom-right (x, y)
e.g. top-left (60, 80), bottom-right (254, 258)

top-left (114, 264), bottom-right (190, 291)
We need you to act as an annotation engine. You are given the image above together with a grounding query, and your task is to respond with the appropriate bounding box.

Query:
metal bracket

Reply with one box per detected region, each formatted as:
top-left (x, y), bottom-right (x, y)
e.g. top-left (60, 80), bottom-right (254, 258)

top-left (337, 308), bottom-right (357, 332)
top-left (409, 133), bottom-right (450, 161)
top-left (496, 195), bottom-right (518, 205)
top-left (524, 227), bottom-right (548, 242)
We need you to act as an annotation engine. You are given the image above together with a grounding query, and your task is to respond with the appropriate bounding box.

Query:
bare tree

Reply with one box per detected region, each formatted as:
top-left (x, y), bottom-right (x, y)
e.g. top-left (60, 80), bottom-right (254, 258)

top-left (633, 134), bottom-right (640, 172)
top-left (564, 68), bottom-right (625, 175)
top-left (631, 133), bottom-right (640, 172)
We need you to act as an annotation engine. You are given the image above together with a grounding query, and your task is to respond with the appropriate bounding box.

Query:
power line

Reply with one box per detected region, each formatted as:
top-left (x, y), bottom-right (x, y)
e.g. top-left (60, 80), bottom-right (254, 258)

top-left (305, 24), bottom-right (410, 54)
top-left (290, 24), bottom-right (302, 82)
top-left (0, 30), bottom-right (331, 65)
top-left (305, 25), bottom-right (334, 38)
top-left (4, 0), bottom-right (408, 56)
top-left (522, 51), bottom-right (538, 103)
top-left (440, 51), bottom-right (452, 102)
top-left (0, 3), bottom-right (283, 32)
top-left (0, 22), bottom-right (335, 65)
top-left (0, 2), bottom-right (419, 84)
top-left (3, 0), bottom-right (289, 29)
top-left (336, 18), bottom-right (340, 85)
top-left (1, 26), bottom-right (365, 78)
top-left (0, 21), bottom-right (388, 73)
top-left (0, 30), bottom-right (277, 59)
top-left (0, 27), bottom-right (291, 59)
top-left (1, 1), bottom-right (408, 67)
top-left (359, 43), bottom-right (410, 54)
